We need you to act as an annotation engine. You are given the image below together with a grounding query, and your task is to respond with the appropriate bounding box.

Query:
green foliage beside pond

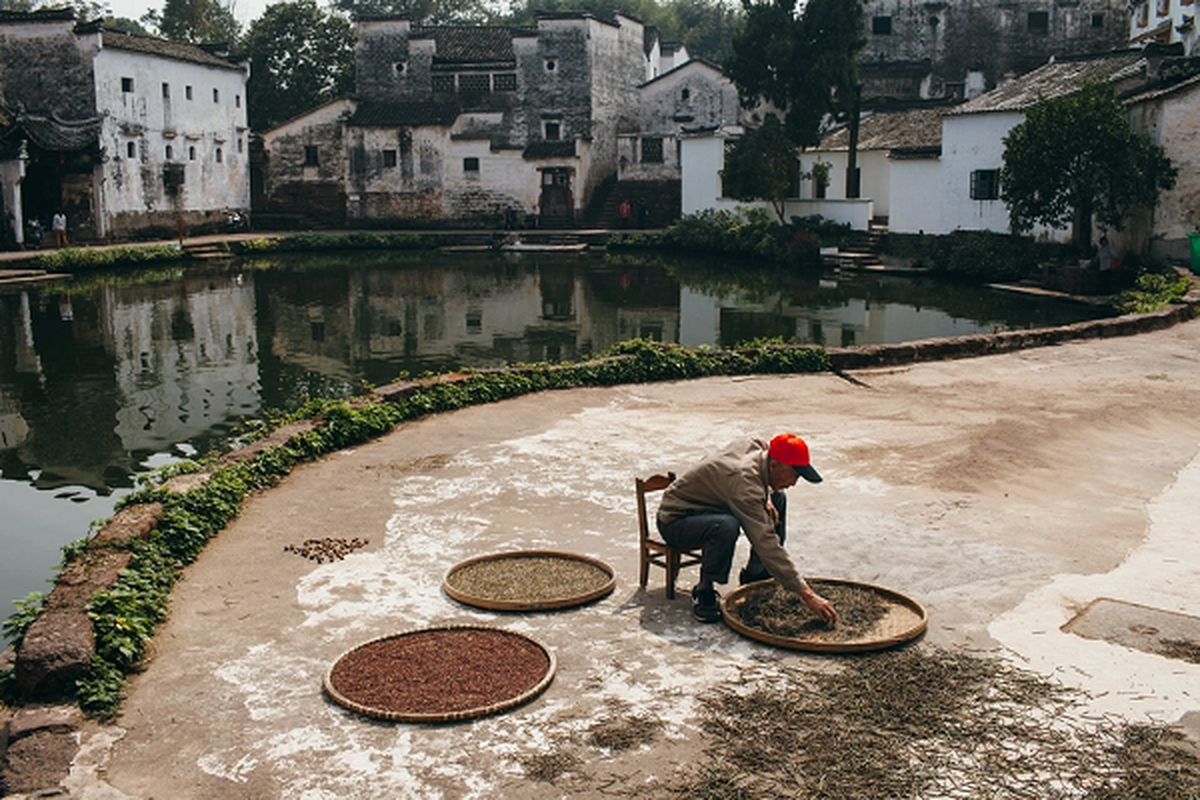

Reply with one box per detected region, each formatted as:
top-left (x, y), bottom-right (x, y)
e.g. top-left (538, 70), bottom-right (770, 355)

top-left (1113, 271), bottom-right (1193, 314)
top-left (612, 208), bottom-right (849, 270)
top-left (31, 244), bottom-right (189, 272)
top-left (234, 232), bottom-right (437, 254)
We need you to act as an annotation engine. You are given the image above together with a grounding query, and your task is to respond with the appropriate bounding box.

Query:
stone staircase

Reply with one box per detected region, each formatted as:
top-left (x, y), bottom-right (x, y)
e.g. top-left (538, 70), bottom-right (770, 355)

top-left (184, 242), bottom-right (235, 260)
top-left (822, 220), bottom-right (888, 271)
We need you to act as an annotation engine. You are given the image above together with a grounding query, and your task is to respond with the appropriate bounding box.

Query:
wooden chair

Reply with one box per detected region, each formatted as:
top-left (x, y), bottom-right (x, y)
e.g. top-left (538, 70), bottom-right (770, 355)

top-left (637, 472), bottom-right (703, 599)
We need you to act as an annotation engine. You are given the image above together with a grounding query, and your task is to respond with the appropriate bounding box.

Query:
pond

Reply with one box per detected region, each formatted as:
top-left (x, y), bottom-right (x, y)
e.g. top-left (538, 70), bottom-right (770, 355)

top-left (0, 249), bottom-right (1112, 614)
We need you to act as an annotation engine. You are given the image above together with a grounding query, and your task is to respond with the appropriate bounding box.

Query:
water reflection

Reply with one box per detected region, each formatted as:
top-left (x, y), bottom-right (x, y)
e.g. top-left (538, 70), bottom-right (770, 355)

top-left (0, 250), bottom-right (1110, 609)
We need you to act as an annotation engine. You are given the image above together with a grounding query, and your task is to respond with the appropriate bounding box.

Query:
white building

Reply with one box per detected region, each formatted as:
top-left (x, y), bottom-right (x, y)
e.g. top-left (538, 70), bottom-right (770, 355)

top-left (0, 9), bottom-right (250, 245)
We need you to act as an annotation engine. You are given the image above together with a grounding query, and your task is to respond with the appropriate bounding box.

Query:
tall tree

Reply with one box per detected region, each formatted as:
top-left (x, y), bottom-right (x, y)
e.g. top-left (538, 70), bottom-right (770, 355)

top-left (243, 0), bottom-right (354, 131)
top-left (1001, 81), bottom-right (1177, 251)
top-left (724, 0), bottom-right (865, 146)
top-left (150, 0), bottom-right (240, 44)
top-left (720, 114), bottom-right (797, 221)
top-left (329, 0), bottom-right (490, 25)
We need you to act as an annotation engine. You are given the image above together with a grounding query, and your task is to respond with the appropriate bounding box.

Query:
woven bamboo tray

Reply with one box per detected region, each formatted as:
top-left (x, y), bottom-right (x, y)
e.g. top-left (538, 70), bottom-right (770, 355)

top-left (323, 625), bottom-right (556, 723)
top-left (721, 578), bottom-right (928, 653)
top-left (442, 549), bottom-right (616, 611)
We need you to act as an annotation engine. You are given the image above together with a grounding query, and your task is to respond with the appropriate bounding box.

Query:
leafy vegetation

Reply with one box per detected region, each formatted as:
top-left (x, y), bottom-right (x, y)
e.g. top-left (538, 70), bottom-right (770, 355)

top-left (720, 115), bottom-right (801, 222)
top-left (1112, 271), bottom-right (1193, 314)
top-left (920, 230), bottom-right (1042, 283)
top-left (233, 231), bottom-right (437, 254)
top-left (31, 244), bottom-right (189, 272)
top-left (655, 207), bottom-right (847, 269)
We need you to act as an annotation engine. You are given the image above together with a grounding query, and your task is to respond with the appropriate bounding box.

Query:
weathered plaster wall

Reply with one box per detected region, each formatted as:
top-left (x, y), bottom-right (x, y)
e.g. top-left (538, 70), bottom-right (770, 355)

top-left (1127, 82), bottom-right (1200, 261)
top-left (261, 100), bottom-right (353, 224)
top-left (354, 18), bottom-right (414, 104)
top-left (0, 17), bottom-right (96, 122)
top-left (94, 44), bottom-right (249, 239)
top-left (861, 0), bottom-right (1128, 99)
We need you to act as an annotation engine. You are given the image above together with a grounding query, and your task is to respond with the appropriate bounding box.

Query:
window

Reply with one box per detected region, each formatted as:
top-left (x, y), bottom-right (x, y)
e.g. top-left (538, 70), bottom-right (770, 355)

top-left (161, 82), bottom-right (170, 98)
top-left (545, 58), bottom-right (557, 72)
top-left (216, 147), bottom-right (223, 163)
top-left (432, 74), bottom-right (455, 93)
top-left (493, 73), bottom-right (517, 91)
top-left (641, 136), bottom-right (664, 163)
top-left (1091, 13), bottom-right (1105, 26)
top-left (544, 121), bottom-right (561, 140)
top-left (383, 149), bottom-right (397, 168)
top-left (237, 138), bottom-right (243, 153)
top-left (235, 94), bottom-right (241, 108)
top-left (189, 145), bottom-right (196, 160)
top-left (165, 144), bottom-right (173, 159)
top-left (464, 157), bottom-right (480, 173)
top-left (970, 169), bottom-right (1001, 200)
top-left (1136, 2), bottom-right (1149, 25)
top-left (1028, 11), bottom-right (1049, 32)
top-left (459, 73), bottom-right (490, 93)
top-left (873, 15), bottom-right (893, 34)
top-left (681, 87), bottom-right (690, 100)
top-left (304, 145), bottom-right (319, 167)
top-left (213, 88), bottom-right (220, 102)
top-left (1157, 0), bottom-right (1170, 14)
top-left (121, 77), bottom-right (134, 93)
top-left (394, 61), bottom-right (406, 74)
top-left (127, 141), bottom-right (136, 158)
top-left (185, 85), bottom-right (193, 100)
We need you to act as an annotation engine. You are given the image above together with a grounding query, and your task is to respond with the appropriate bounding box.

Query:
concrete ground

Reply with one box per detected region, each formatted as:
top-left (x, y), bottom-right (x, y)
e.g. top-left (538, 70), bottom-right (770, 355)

top-left (46, 317), bottom-right (1200, 799)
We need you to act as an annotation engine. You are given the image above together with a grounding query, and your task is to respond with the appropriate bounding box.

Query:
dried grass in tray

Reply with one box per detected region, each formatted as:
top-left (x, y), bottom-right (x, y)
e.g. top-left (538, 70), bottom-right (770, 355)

top-left (443, 549), bottom-right (615, 611)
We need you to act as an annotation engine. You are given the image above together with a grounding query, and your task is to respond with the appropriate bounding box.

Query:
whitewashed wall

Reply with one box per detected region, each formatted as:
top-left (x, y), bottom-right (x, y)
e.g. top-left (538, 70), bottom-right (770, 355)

top-left (1127, 80), bottom-right (1200, 261)
top-left (939, 111), bottom-right (1044, 237)
top-left (888, 158), bottom-right (943, 234)
top-left (94, 44), bottom-right (249, 234)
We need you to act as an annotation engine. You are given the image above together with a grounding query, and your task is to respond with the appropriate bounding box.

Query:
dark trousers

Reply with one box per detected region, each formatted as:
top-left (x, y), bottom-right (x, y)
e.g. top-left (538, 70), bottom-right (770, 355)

top-left (657, 491), bottom-right (786, 585)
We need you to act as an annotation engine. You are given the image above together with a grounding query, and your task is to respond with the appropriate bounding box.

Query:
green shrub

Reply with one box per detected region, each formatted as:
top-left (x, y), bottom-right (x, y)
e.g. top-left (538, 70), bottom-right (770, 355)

top-left (1113, 271), bottom-right (1192, 314)
top-left (232, 232), bottom-right (436, 254)
top-left (661, 208), bottom-right (837, 269)
top-left (926, 231), bottom-right (1039, 283)
top-left (32, 244), bottom-right (188, 272)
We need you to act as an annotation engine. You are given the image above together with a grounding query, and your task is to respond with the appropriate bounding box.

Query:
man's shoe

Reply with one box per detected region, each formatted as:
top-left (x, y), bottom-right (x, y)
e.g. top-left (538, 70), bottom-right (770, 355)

top-left (739, 568), bottom-right (770, 585)
top-left (691, 586), bottom-right (721, 623)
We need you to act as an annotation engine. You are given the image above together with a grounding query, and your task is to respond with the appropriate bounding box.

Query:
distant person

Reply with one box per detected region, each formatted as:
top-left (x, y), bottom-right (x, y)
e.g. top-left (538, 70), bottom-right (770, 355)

top-left (1094, 235), bottom-right (1116, 293)
top-left (655, 433), bottom-right (836, 624)
top-left (52, 211), bottom-right (68, 248)
top-left (26, 218), bottom-right (42, 250)
top-left (618, 198), bottom-right (631, 229)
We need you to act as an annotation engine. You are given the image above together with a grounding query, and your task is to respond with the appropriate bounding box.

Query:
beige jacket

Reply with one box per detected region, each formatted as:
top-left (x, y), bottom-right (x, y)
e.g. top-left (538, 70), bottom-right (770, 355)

top-left (656, 438), bottom-right (807, 593)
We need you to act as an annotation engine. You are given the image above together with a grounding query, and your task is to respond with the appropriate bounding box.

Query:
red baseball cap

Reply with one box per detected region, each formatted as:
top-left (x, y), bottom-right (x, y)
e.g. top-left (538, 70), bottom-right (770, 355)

top-left (768, 433), bottom-right (822, 483)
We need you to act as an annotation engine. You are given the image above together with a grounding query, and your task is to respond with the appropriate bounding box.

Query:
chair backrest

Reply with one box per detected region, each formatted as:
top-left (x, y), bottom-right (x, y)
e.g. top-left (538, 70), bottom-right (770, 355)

top-left (636, 472), bottom-right (675, 543)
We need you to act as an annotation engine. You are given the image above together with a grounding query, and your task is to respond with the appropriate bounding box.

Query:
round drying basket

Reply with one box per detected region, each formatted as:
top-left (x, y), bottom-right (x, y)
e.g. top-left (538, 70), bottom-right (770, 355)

top-left (442, 549), bottom-right (616, 611)
top-left (721, 578), bottom-right (928, 653)
top-left (323, 625), bottom-right (556, 723)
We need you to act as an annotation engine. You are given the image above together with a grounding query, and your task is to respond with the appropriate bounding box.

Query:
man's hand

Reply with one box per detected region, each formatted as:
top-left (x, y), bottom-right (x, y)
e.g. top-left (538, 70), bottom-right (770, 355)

top-left (798, 586), bottom-right (837, 625)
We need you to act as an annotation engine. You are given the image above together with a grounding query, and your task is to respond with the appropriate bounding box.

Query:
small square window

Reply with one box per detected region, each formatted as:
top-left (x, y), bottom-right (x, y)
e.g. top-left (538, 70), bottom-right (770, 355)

top-left (185, 85), bottom-right (193, 100)
top-left (235, 94), bottom-right (241, 108)
top-left (1028, 11), bottom-right (1049, 32)
top-left (544, 58), bottom-right (557, 72)
top-left (304, 146), bottom-right (319, 167)
top-left (189, 146), bottom-right (196, 160)
top-left (394, 61), bottom-right (406, 74)
top-left (463, 157), bottom-right (480, 172)
top-left (432, 74), bottom-right (455, 93)
top-left (459, 73), bottom-right (490, 93)
top-left (544, 121), bottom-right (561, 140)
top-left (216, 147), bottom-right (223, 163)
top-left (493, 73), bottom-right (517, 91)
top-left (237, 138), bottom-right (243, 153)
top-left (165, 144), bottom-right (173, 159)
top-left (127, 141), bottom-right (136, 158)
top-left (1091, 12), bottom-right (1104, 26)
top-left (641, 136), bottom-right (664, 163)
top-left (873, 15), bottom-right (893, 34)
top-left (121, 77), bottom-right (134, 92)
top-left (1157, 0), bottom-right (1170, 14)
top-left (213, 88), bottom-right (220, 102)
top-left (161, 82), bottom-right (170, 98)
top-left (383, 149), bottom-right (397, 168)
top-left (970, 169), bottom-right (1001, 200)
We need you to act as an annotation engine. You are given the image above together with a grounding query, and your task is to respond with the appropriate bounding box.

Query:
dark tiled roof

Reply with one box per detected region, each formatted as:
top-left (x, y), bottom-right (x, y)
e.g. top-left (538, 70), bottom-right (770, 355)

top-left (0, 9), bottom-right (75, 23)
top-left (947, 52), bottom-right (1146, 115)
top-left (522, 140), bottom-right (576, 159)
top-left (349, 100), bottom-right (460, 127)
top-left (412, 26), bottom-right (530, 65)
top-left (100, 29), bottom-right (244, 70)
top-left (16, 112), bottom-right (102, 151)
top-left (818, 107), bottom-right (944, 153)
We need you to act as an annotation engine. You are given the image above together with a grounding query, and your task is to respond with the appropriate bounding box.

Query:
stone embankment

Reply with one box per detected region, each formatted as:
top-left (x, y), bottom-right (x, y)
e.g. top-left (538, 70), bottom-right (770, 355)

top-left (1, 270), bottom-right (1197, 796)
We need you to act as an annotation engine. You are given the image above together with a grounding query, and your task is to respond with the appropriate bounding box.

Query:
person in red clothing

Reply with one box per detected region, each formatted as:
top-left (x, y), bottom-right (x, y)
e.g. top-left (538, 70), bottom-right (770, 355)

top-left (656, 433), bottom-right (837, 624)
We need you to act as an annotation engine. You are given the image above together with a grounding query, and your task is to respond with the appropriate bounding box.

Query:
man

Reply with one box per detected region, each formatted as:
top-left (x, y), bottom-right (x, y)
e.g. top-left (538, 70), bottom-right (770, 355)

top-left (52, 211), bottom-right (67, 248)
top-left (656, 433), bottom-right (837, 624)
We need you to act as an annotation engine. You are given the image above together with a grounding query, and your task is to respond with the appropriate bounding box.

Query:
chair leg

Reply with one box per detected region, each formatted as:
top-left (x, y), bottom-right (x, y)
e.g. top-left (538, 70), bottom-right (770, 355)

top-left (639, 550), bottom-right (649, 588)
top-left (666, 549), bottom-right (680, 600)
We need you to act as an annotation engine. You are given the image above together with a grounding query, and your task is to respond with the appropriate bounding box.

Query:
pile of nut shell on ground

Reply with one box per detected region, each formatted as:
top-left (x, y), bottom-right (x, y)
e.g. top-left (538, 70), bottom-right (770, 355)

top-left (284, 537), bottom-right (369, 563)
